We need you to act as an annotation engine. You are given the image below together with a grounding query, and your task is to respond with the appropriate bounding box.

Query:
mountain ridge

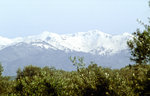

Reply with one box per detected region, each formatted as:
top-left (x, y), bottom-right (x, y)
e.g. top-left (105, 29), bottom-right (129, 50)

top-left (0, 30), bottom-right (132, 55)
top-left (0, 30), bottom-right (132, 76)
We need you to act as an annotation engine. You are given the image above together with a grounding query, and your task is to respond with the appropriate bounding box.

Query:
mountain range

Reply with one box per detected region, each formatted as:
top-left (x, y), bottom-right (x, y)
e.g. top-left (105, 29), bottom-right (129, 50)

top-left (0, 30), bottom-right (132, 76)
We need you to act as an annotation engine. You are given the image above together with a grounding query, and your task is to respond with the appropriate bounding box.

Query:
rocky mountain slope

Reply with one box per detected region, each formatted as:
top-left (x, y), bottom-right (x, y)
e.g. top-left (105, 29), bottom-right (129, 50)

top-left (0, 30), bottom-right (132, 76)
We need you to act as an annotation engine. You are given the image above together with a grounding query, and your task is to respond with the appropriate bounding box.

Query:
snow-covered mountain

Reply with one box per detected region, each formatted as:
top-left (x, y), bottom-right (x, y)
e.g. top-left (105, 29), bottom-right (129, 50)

top-left (0, 30), bottom-right (132, 76)
top-left (0, 30), bottom-right (132, 55)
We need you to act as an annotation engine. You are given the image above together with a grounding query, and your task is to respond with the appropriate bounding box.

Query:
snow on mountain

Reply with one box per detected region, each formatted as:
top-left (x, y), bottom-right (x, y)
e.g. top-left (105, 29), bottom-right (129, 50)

top-left (0, 30), bottom-right (132, 55)
top-left (0, 36), bottom-right (24, 50)
top-left (0, 36), bottom-right (13, 50)
top-left (0, 30), bottom-right (133, 75)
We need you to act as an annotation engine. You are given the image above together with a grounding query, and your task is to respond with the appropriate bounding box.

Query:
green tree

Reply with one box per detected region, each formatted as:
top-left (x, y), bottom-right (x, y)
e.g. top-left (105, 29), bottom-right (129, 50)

top-left (70, 56), bottom-right (85, 71)
top-left (127, 27), bottom-right (150, 64)
top-left (127, 2), bottom-right (150, 64)
top-left (0, 63), bottom-right (12, 95)
top-left (0, 63), bottom-right (3, 76)
top-left (13, 65), bottom-right (61, 96)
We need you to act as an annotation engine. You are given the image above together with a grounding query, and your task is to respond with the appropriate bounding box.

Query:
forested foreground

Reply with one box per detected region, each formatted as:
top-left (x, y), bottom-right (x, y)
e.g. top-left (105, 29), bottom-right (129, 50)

top-left (0, 62), bottom-right (150, 96)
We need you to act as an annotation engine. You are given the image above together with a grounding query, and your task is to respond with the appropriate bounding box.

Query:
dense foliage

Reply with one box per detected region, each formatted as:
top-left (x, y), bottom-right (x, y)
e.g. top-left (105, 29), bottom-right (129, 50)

top-left (127, 1), bottom-right (150, 65)
top-left (0, 62), bottom-right (150, 96)
top-left (127, 21), bottom-right (150, 64)
top-left (0, 63), bottom-right (12, 95)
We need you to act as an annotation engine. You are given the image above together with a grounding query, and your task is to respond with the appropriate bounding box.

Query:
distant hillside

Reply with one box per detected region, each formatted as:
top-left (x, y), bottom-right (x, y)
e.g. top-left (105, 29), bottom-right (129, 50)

top-left (0, 30), bottom-right (131, 76)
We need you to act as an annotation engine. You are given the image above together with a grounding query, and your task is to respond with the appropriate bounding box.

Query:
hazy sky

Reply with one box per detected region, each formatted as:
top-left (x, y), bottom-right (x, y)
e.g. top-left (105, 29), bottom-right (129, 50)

top-left (0, 0), bottom-right (149, 38)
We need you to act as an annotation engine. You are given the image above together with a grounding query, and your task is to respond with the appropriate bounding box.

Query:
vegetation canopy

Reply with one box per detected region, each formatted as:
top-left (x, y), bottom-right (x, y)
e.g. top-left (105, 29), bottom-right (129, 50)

top-left (127, 2), bottom-right (150, 65)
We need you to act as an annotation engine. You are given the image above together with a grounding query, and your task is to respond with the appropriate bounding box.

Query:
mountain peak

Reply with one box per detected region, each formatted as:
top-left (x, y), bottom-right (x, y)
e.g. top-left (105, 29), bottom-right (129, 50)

top-left (0, 30), bottom-right (132, 55)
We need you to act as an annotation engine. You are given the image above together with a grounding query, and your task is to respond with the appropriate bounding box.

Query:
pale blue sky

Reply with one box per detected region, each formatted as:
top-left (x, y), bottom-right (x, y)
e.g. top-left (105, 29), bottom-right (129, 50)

top-left (0, 0), bottom-right (149, 38)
